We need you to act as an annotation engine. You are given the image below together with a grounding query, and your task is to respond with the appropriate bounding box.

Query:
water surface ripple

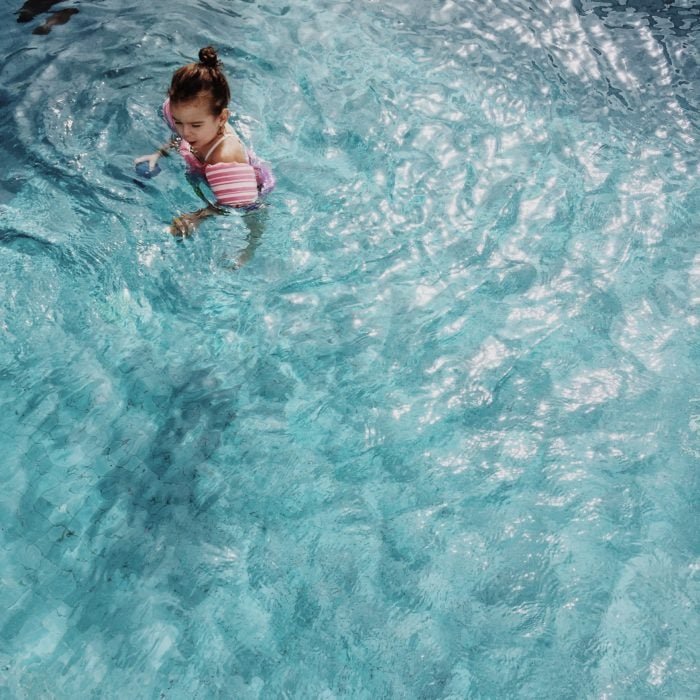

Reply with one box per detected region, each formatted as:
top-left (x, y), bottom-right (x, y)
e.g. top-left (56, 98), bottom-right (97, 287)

top-left (1, 0), bottom-right (699, 697)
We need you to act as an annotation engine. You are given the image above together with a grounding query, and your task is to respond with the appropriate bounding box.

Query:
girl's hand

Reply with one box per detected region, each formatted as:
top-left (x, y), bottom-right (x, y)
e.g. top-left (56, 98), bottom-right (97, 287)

top-left (170, 212), bottom-right (199, 237)
top-left (169, 206), bottom-right (222, 237)
top-left (134, 152), bottom-right (161, 172)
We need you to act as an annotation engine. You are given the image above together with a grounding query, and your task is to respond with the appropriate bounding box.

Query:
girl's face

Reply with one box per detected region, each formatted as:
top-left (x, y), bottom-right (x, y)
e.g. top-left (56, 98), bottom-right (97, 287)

top-left (169, 96), bottom-right (228, 152)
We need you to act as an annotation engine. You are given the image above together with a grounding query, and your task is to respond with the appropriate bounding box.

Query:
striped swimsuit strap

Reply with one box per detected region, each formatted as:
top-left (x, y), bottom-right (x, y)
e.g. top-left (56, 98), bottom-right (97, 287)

top-left (203, 133), bottom-right (234, 163)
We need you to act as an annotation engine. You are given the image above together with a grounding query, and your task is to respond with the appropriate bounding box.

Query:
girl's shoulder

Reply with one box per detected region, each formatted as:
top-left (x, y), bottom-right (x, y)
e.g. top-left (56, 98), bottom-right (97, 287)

top-left (209, 131), bottom-right (247, 165)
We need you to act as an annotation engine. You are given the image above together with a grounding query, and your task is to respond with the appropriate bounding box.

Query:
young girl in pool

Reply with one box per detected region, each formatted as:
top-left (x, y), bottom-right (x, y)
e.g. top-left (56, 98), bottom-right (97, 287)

top-left (134, 46), bottom-right (274, 236)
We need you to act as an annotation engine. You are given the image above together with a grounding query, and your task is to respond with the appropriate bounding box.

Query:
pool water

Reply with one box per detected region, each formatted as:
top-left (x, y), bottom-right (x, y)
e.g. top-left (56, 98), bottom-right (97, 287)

top-left (1, 0), bottom-right (699, 697)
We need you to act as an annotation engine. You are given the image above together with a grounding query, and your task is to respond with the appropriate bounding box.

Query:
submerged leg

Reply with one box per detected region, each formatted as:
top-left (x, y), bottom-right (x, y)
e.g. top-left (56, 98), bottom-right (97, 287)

top-left (234, 206), bottom-right (268, 268)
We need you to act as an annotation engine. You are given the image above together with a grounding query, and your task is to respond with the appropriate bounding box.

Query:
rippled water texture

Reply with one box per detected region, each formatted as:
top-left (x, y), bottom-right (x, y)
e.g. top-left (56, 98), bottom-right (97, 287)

top-left (1, 0), bottom-right (699, 697)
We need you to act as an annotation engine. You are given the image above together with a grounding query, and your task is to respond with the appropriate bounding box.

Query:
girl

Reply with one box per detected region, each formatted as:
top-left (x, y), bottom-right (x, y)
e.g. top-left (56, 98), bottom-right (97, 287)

top-left (134, 46), bottom-right (274, 236)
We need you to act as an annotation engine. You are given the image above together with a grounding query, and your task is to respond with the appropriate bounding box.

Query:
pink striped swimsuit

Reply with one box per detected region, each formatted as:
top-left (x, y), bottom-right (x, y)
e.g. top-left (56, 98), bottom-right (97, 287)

top-left (162, 99), bottom-right (274, 208)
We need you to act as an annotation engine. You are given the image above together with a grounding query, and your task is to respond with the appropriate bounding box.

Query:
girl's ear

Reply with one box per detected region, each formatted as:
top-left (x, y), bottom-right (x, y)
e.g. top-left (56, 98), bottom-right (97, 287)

top-left (220, 108), bottom-right (230, 123)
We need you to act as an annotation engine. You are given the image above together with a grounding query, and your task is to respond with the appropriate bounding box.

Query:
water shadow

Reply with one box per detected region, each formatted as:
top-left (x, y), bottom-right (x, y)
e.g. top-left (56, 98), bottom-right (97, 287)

top-left (573, 0), bottom-right (700, 36)
top-left (16, 0), bottom-right (79, 35)
top-left (16, 0), bottom-right (65, 21)
top-left (33, 8), bottom-right (79, 35)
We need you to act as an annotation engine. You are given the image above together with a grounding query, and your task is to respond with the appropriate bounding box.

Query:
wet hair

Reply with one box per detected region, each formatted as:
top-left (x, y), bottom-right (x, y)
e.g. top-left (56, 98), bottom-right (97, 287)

top-left (168, 46), bottom-right (231, 115)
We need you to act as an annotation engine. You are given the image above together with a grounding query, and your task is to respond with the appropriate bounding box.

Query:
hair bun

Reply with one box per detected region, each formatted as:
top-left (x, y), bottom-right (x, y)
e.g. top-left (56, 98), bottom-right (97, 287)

top-left (198, 46), bottom-right (220, 69)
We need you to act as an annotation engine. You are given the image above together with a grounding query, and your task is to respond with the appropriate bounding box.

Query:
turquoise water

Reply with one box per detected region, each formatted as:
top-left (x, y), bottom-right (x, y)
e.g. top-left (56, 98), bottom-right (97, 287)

top-left (2, 0), bottom-right (699, 697)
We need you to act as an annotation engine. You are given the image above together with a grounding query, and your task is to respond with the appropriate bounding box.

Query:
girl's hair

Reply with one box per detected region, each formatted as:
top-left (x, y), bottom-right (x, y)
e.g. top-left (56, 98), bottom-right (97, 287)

top-left (168, 46), bottom-right (231, 114)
